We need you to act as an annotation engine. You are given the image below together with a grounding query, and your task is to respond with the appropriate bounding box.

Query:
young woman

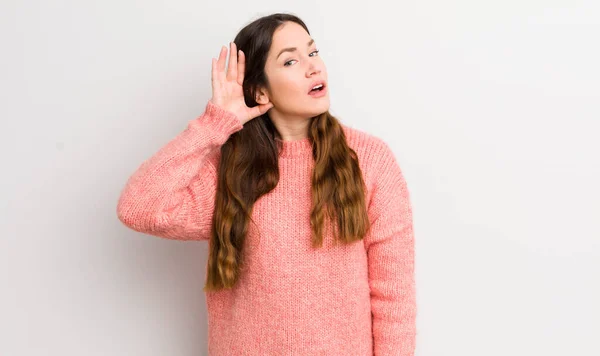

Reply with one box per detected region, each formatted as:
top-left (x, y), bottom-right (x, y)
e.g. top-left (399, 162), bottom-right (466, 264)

top-left (117, 12), bottom-right (416, 356)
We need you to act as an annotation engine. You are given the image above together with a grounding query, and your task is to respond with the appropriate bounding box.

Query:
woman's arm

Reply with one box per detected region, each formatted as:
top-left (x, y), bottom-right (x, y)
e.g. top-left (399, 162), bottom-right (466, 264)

top-left (116, 101), bottom-right (243, 240)
top-left (365, 141), bottom-right (416, 355)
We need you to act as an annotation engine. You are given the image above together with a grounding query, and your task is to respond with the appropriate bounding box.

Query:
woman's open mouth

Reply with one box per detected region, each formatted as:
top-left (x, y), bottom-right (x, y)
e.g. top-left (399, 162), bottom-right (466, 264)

top-left (308, 83), bottom-right (327, 97)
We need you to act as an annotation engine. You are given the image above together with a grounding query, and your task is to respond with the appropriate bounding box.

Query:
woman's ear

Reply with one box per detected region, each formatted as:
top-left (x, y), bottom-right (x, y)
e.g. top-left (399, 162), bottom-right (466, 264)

top-left (255, 87), bottom-right (271, 105)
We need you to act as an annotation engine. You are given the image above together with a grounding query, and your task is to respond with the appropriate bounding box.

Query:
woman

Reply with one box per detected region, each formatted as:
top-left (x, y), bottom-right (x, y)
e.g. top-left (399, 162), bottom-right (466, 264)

top-left (117, 12), bottom-right (416, 356)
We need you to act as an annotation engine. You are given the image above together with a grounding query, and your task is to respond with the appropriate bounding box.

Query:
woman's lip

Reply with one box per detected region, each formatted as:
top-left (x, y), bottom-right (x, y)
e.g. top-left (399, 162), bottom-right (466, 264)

top-left (308, 85), bottom-right (327, 97)
top-left (308, 83), bottom-right (326, 94)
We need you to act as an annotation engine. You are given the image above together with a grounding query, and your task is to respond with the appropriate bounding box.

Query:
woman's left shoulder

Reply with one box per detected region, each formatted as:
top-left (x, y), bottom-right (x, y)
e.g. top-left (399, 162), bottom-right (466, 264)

top-left (341, 124), bottom-right (395, 162)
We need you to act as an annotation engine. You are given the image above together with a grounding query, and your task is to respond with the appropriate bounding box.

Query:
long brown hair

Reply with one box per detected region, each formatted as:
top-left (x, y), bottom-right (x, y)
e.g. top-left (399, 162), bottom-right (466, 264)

top-left (204, 13), bottom-right (371, 291)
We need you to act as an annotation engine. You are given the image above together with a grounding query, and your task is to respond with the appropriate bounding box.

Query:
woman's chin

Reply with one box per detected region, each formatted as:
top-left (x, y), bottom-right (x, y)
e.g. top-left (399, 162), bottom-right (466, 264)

top-left (309, 101), bottom-right (331, 117)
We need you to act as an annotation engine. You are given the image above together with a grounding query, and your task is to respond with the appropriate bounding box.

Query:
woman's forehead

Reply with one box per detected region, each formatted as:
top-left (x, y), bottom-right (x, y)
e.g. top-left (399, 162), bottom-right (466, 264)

top-left (270, 22), bottom-right (313, 54)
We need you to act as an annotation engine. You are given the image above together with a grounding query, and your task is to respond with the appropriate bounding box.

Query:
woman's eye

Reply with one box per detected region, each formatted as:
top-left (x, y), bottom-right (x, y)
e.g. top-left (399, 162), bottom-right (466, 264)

top-left (283, 50), bottom-right (319, 66)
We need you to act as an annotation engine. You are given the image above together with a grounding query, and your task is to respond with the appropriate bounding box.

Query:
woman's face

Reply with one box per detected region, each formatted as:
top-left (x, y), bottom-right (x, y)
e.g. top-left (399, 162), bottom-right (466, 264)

top-left (256, 21), bottom-right (330, 120)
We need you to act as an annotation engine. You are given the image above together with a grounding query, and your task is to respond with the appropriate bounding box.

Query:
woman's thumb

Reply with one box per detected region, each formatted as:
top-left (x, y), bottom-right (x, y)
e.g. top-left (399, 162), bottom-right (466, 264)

top-left (255, 102), bottom-right (274, 116)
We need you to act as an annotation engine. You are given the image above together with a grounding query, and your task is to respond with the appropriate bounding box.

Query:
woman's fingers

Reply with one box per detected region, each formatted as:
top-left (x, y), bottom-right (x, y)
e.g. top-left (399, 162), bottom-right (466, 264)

top-left (211, 57), bottom-right (217, 93)
top-left (217, 45), bottom-right (227, 75)
top-left (212, 43), bottom-right (246, 106)
top-left (237, 50), bottom-right (245, 86)
top-left (227, 42), bottom-right (237, 81)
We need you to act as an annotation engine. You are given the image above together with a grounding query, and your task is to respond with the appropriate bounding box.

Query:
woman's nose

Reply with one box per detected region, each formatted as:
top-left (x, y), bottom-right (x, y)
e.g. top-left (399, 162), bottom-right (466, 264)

top-left (306, 64), bottom-right (321, 77)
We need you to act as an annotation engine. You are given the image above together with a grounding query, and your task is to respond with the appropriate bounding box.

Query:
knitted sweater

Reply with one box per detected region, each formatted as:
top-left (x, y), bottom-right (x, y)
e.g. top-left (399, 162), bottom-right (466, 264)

top-left (116, 101), bottom-right (416, 355)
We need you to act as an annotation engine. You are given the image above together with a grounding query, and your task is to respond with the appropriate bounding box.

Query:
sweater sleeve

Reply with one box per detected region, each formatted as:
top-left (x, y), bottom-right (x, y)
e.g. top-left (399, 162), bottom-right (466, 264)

top-left (364, 141), bottom-right (416, 356)
top-left (116, 100), bottom-right (244, 240)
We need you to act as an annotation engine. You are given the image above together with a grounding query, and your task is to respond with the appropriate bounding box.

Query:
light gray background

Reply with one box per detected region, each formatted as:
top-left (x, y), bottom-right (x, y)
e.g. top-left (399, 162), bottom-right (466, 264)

top-left (1, 1), bottom-right (598, 355)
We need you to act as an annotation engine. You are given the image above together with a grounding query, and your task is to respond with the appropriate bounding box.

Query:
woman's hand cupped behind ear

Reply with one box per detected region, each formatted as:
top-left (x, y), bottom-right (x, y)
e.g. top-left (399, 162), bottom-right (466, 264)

top-left (210, 42), bottom-right (273, 125)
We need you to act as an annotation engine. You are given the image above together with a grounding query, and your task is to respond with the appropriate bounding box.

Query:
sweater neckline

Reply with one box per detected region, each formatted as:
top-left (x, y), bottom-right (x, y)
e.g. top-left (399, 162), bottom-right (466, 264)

top-left (275, 137), bottom-right (313, 158)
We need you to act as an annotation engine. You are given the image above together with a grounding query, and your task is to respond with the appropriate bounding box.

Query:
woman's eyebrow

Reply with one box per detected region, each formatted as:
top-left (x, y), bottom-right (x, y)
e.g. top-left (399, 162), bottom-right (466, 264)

top-left (276, 39), bottom-right (315, 59)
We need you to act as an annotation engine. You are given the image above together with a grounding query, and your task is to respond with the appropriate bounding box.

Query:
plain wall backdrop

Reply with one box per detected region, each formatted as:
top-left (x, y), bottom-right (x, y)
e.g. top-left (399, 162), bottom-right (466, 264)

top-left (1, 1), bottom-right (598, 355)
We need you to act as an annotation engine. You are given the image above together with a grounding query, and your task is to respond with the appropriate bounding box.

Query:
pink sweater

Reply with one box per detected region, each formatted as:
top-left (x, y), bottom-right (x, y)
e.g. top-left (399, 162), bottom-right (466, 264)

top-left (116, 101), bottom-right (416, 355)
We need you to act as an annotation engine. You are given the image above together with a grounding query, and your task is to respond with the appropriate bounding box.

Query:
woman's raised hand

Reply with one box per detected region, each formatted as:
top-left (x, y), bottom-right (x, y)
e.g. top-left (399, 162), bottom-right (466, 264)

top-left (210, 42), bottom-right (273, 125)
